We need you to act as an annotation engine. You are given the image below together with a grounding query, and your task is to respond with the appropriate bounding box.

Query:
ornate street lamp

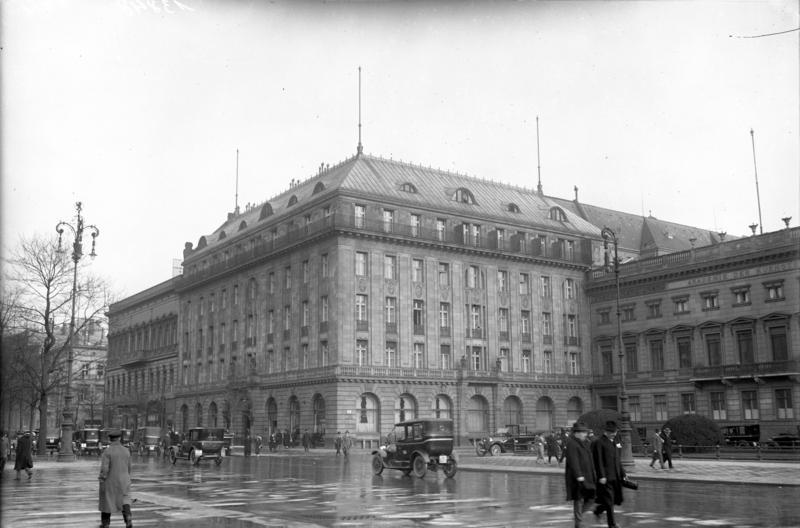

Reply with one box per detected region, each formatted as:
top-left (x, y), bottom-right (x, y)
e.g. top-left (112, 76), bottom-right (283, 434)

top-left (55, 202), bottom-right (99, 461)
top-left (601, 227), bottom-right (634, 468)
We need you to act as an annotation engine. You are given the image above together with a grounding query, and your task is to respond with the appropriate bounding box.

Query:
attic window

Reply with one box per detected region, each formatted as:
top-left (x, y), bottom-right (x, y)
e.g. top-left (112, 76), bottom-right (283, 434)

top-left (197, 236), bottom-right (207, 249)
top-left (507, 203), bottom-right (521, 213)
top-left (288, 195), bottom-right (298, 207)
top-left (238, 220), bottom-right (247, 231)
top-left (313, 182), bottom-right (325, 195)
top-left (452, 187), bottom-right (476, 204)
top-left (549, 207), bottom-right (567, 222)
top-left (259, 203), bottom-right (274, 220)
top-left (400, 182), bottom-right (418, 193)
top-left (219, 230), bottom-right (227, 240)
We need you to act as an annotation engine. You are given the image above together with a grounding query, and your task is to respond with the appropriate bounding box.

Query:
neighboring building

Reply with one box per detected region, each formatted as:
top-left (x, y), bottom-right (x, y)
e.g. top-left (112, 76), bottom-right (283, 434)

top-left (587, 226), bottom-right (799, 442)
top-left (104, 278), bottom-right (179, 431)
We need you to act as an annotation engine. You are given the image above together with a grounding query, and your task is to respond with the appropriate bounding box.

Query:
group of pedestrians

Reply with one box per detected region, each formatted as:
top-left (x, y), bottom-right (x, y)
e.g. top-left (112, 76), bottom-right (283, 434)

top-left (649, 426), bottom-right (675, 469)
top-left (334, 430), bottom-right (352, 456)
top-left (564, 420), bottom-right (630, 528)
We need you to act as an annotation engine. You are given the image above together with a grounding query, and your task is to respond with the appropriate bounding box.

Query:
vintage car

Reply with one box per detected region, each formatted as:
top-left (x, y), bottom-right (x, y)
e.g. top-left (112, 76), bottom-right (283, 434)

top-left (766, 433), bottom-right (800, 448)
top-left (170, 427), bottom-right (225, 466)
top-left (135, 426), bottom-right (162, 456)
top-left (74, 428), bottom-right (102, 456)
top-left (476, 425), bottom-right (544, 456)
top-left (371, 419), bottom-right (457, 478)
top-left (44, 435), bottom-right (61, 454)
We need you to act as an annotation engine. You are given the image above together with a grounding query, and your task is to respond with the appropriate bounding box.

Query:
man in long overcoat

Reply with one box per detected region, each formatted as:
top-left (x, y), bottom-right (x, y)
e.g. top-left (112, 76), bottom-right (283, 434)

top-left (564, 421), bottom-right (596, 528)
top-left (591, 420), bottom-right (626, 528)
top-left (649, 427), bottom-right (665, 469)
top-left (14, 431), bottom-right (33, 479)
top-left (661, 426), bottom-right (675, 469)
top-left (98, 429), bottom-right (132, 528)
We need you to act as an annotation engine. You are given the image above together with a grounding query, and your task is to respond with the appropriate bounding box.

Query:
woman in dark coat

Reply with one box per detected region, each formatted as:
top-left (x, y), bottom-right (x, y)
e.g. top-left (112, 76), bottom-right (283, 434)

top-left (14, 432), bottom-right (34, 479)
top-left (564, 422), bottom-right (596, 528)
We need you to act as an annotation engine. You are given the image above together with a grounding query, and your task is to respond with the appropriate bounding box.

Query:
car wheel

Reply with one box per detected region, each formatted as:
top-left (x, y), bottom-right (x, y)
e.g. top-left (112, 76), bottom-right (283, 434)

top-left (490, 444), bottom-right (502, 456)
top-left (412, 455), bottom-right (427, 478)
top-left (190, 451), bottom-right (198, 465)
top-left (371, 455), bottom-right (384, 475)
top-left (170, 450), bottom-right (177, 464)
top-left (443, 458), bottom-right (457, 478)
top-left (215, 455), bottom-right (223, 466)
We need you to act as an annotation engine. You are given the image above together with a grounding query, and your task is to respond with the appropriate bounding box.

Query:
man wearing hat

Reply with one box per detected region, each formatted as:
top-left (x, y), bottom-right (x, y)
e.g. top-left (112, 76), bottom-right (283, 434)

top-left (564, 421), bottom-right (596, 528)
top-left (98, 429), bottom-right (132, 528)
top-left (591, 420), bottom-right (626, 528)
top-left (661, 426), bottom-right (675, 469)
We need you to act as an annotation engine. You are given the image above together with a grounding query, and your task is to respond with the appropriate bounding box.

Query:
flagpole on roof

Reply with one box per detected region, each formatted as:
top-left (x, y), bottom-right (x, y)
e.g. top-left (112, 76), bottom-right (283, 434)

top-left (536, 116), bottom-right (543, 196)
top-left (750, 129), bottom-right (763, 234)
top-left (357, 67), bottom-right (363, 156)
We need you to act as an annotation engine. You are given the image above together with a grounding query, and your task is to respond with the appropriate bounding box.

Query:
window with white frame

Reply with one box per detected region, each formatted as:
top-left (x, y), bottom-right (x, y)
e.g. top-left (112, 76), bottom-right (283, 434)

top-left (321, 254), bottom-right (328, 277)
top-left (302, 301), bottom-right (310, 327)
top-left (436, 218), bottom-right (446, 241)
top-left (439, 303), bottom-right (450, 330)
top-left (383, 209), bottom-right (394, 233)
top-left (521, 350), bottom-right (531, 373)
top-left (543, 350), bottom-right (553, 374)
top-left (742, 390), bottom-right (759, 420)
top-left (438, 262), bottom-right (449, 286)
top-left (568, 352), bottom-right (579, 375)
top-left (320, 296), bottom-right (328, 322)
top-left (498, 270), bottom-right (508, 292)
top-left (541, 276), bottom-right (552, 297)
top-left (283, 306), bottom-right (291, 331)
top-left (385, 297), bottom-right (397, 325)
top-left (440, 344), bottom-right (451, 369)
top-left (385, 341), bottom-right (398, 367)
top-left (354, 204), bottom-right (366, 228)
top-left (355, 295), bottom-right (368, 322)
top-left (268, 273), bottom-right (275, 294)
top-left (356, 339), bottom-right (369, 366)
top-left (284, 266), bottom-right (292, 289)
top-left (731, 285), bottom-right (750, 305)
top-left (499, 347), bottom-right (510, 372)
top-left (701, 291), bottom-right (719, 310)
top-left (267, 310), bottom-right (274, 334)
top-left (681, 393), bottom-right (696, 414)
top-left (776, 388), bottom-right (794, 419)
top-left (654, 394), bottom-right (668, 421)
top-left (521, 311), bottom-right (531, 336)
top-left (764, 280), bottom-right (784, 301)
top-left (542, 312), bottom-right (552, 337)
top-left (710, 391), bottom-right (726, 420)
top-left (519, 273), bottom-right (530, 295)
top-left (411, 213), bottom-right (421, 237)
top-left (673, 296), bottom-right (689, 314)
top-left (384, 254), bottom-right (397, 280)
top-left (355, 252), bottom-right (368, 276)
top-left (412, 258), bottom-right (424, 282)
top-left (302, 260), bottom-right (309, 283)
top-left (413, 343), bottom-right (424, 369)
top-left (564, 278), bottom-right (575, 299)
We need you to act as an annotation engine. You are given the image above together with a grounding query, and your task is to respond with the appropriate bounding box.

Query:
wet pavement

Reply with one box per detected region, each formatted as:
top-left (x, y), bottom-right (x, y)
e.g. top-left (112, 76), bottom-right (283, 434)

top-left (1, 449), bottom-right (798, 527)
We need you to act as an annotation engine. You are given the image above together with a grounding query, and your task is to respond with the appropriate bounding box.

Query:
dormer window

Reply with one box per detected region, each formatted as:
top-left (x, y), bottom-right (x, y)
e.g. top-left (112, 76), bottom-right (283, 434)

top-left (549, 207), bottom-right (567, 222)
top-left (238, 220), bottom-right (247, 231)
top-left (452, 187), bottom-right (476, 204)
top-left (288, 195), bottom-right (298, 207)
top-left (218, 230), bottom-right (227, 240)
top-left (400, 182), bottom-right (418, 193)
top-left (313, 182), bottom-right (325, 194)
top-left (259, 203), bottom-right (274, 220)
top-left (507, 203), bottom-right (521, 213)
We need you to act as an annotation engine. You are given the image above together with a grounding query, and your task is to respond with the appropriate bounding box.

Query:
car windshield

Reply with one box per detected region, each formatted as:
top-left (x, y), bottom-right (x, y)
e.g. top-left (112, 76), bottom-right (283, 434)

top-left (195, 429), bottom-right (224, 441)
top-left (85, 430), bottom-right (99, 440)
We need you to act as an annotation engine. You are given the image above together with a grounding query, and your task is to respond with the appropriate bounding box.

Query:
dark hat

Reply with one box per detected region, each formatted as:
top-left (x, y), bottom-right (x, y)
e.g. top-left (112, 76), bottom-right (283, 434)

top-left (107, 429), bottom-right (122, 438)
top-left (572, 421), bottom-right (590, 432)
top-left (603, 420), bottom-right (619, 432)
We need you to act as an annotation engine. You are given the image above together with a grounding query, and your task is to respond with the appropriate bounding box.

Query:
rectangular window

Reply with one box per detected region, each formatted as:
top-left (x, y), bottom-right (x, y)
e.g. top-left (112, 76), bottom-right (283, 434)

top-left (564, 278), bottom-right (575, 299)
top-left (625, 342), bottom-right (638, 372)
top-left (413, 343), bottom-right (424, 369)
top-left (320, 296), bottom-right (329, 323)
top-left (622, 305), bottom-right (635, 322)
top-left (439, 302), bottom-right (450, 330)
top-left (221, 289), bottom-right (227, 309)
top-left (737, 330), bottom-right (754, 364)
top-left (436, 218), bottom-right (446, 241)
top-left (199, 297), bottom-right (204, 317)
top-left (542, 312), bottom-right (552, 337)
top-left (321, 254), bottom-right (329, 278)
top-left (499, 347), bottom-right (510, 372)
top-left (732, 286), bottom-right (750, 305)
top-left (356, 339), bottom-right (369, 366)
top-left (268, 273), bottom-right (275, 294)
top-left (496, 228), bottom-right (505, 248)
top-left (302, 301), bottom-right (310, 327)
top-left (598, 309), bottom-right (611, 325)
top-left (282, 346), bottom-right (290, 371)
top-left (710, 392), bottom-right (727, 420)
top-left (769, 327), bottom-right (788, 361)
top-left (413, 300), bottom-right (425, 334)
top-left (706, 333), bottom-right (722, 366)
top-left (521, 310), bottom-right (531, 336)
top-left (355, 295), bottom-right (368, 322)
top-left (678, 337), bottom-right (692, 368)
top-left (519, 273), bottom-right (530, 295)
top-left (541, 276), bottom-right (552, 298)
top-left (233, 284), bottom-right (239, 305)
top-left (354, 204), bottom-right (366, 228)
top-left (267, 310), bottom-right (275, 334)
top-left (209, 294), bottom-right (215, 313)
top-left (411, 213), bottom-right (421, 237)
top-left (654, 394), bottom-right (668, 421)
top-left (355, 252), bottom-right (368, 276)
top-left (650, 340), bottom-right (664, 371)
top-left (319, 341), bottom-right (328, 367)
top-left (385, 297), bottom-right (397, 326)
top-left (384, 254), bottom-right (397, 280)
top-left (385, 341), bottom-right (397, 367)
top-left (302, 260), bottom-right (309, 283)
top-left (764, 281), bottom-right (784, 301)
top-left (646, 301), bottom-right (662, 318)
top-left (568, 352), bottom-right (579, 375)
top-left (470, 305), bottom-right (482, 337)
top-left (498, 270), bottom-right (508, 292)
top-left (776, 389), bottom-right (794, 419)
top-left (566, 240), bottom-right (575, 260)
top-left (412, 258), bottom-right (424, 282)
top-left (601, 346), bottom-right (613, 375)
top-left (471, 224), bottom-right (481, 247)
top-left (498, 308), bottom-right (509, 339)
top-left (681, 393), bottom-right (696, 414)
top-left (629, 396), bottom-right (642, 422)
top-left (232, 320), bottom-right (239, 348)
top-left (383, 209), bottom-right (394, 233)
top-left (674, 296), bottom-right (689, 314)
top-left (521, 350), bottom-right (531, 373)
top-left (543, 350), bottom-right (553, 374)
top-left (283, 306), bottom-right (291, 331)
top-left (301, 343), bottom-right (309, 369)
top-left (304, 214), bottom-right (311, 234)
top-left (438, 262), bottom-right (450, 286)
top-left (470, 346), bottom-right (483, 370)
top-left (742, 390), bottom-right (759, 420)
top-left (702, 292), bottom-right (719, 310)
top-left (567, 314), bottom-right (577, 338)
top-left (284, 266), bottom-right (292, 289)
top-left (440, 344), bottom-right (451, 369)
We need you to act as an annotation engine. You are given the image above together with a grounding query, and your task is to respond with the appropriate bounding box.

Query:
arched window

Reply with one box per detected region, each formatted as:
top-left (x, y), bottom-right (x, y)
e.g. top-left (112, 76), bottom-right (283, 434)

top-left (208, 401), bottom-right (218, 428)
top-left (536, 396), bottom-right (555, 431)
top-left (197, 236), bottom-right (207, 249)
top-left (507, 203), bottom-right (521, 213)
top-left (433, 394), bottom-right (452, 419)
top-left (395, 394), bottom-right (417, 423)
top-left (238, 220), bottom-right (247, 231)
top-left (549, 207), bottom-right (567, 222)
top-left (356, 393), bottom-right (379, 433)
top-left (312, 394), bottom-right (326, 434)
top-left (452, 187), bottom-right (476, 204)
top-left (400, 182), bottom-right (418, 193)
top-left (288, 396), bottom-right (300, 434)
top-left (567, 396), bottom-right (583, 423)
top-left (195, 402), bottom-right (203, 427)
top-left (503, 396), bottom-right (523, 425)
top-left (466, 395), bottom-right (489, 433)
top-left (313, 182), bottom-right (325, 194)
top-left (218, 230), bottom-right (227, 240)
top-left (288, 195), bottom-right (298, 207)
top-left (259, 203), bottom-right (274, 220)
top-left (266, 398), bottom-right (278, 435)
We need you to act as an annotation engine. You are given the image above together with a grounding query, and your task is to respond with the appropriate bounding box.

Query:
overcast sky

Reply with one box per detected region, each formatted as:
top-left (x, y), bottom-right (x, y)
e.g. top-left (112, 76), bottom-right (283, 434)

top-left (2, 0), bottom-right (798, 298)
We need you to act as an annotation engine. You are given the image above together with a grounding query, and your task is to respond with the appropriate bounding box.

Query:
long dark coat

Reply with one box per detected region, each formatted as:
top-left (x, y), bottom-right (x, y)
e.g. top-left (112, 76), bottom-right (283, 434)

top-left (591, 434), bottom-right (625, 506)
top-left (661, 431), bottom-right (674, 455)
top-left (98, 441), bottom-right (132, 513)
top-left (564, 435), bottom-right (596, 501)
top-left (14, 434), bottom-right (33, 470)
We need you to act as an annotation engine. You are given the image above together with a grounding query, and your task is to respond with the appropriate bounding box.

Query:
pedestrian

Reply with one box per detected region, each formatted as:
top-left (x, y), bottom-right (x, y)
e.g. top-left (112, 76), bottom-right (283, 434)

top-left (591, 420), bottom-right (626, 528)
top-left (564, 421), bottom-right (596, 528)
top-left (255, 434), bottom-right (263, 455)
top-left (302, 429), bottom-right (311, 453)
top-left (649, 428), bottom-right (665, 469)
top-left (557, 428), bottom-right (569, 465)
top-left (546, 430), bottom-right (560, 464)
top-left (14, 431), bottom-right (33, 480)
top-left (1, 431), bottom-right (9, 474)
top-left (98, 429), bottom-right (133, 528)
top-left (342, 430), bottom-right (352, 457)
top-left (334, 431), bottom-right (342, 455)
top-left (661, 426), bottom-right (675, 469)
top-left (535, 434), bottom-right (545, 463)
top-left (283, 428), bottom-right (290, 449)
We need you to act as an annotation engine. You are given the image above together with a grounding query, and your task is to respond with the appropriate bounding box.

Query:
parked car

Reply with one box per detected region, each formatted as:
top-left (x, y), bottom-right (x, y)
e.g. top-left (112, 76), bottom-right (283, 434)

top-left (766, 433), bottom-right (800, 448)
top-left (722, 424), bottom-right (760, 447)
top-left (476, 425), bottom-right (544, 456)
top-left (136, 426), bottom-right (162, 456)
top-left (74, 428), bottom-right (102, 456)
top-left (170, 427), bottom-right (225, 466)
top-left (371, 419), bottom-right (457, 478)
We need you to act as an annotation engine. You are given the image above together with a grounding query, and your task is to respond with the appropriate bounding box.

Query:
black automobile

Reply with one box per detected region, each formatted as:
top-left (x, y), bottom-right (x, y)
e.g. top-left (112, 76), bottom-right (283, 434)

top-left (371, 419), bottom-right (457, 478)
top-left (170, 427), bottom-right (225, 466)
top-left (766, 433), bottom-right (800, 448)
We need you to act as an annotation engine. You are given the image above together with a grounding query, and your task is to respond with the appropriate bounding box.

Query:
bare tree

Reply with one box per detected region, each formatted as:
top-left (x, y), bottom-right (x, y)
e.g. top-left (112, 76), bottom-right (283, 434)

top-left (5, 234), bottom-right (111, 454)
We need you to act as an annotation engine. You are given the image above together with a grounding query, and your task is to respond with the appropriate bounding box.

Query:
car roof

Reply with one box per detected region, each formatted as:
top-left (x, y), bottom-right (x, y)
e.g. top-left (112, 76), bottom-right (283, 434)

top-left (393, 418), bottom-right (453, 427)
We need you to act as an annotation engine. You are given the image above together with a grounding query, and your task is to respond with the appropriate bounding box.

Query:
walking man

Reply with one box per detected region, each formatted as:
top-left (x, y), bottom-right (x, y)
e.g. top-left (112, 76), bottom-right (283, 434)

top-left (334, 432), bottom-right (342, 455)
top-left (661, 426), bottom-right (675, 469)
top-left (1, 432), bottom-right (9, 474)
top-left (342, 430), bottom-right (352, 457)
top-left (564, 421), bottom-right (596, 528)
top-left (99, 429), bottom-right (133, 528)
top-left (591, 420), bottom-right (626, 528)
top-left (649, 428), bottom-right (665, 469)
top-left (14, 431), bottom-right (33, 480)
top-left (302, 429), bottom-right (311, 453)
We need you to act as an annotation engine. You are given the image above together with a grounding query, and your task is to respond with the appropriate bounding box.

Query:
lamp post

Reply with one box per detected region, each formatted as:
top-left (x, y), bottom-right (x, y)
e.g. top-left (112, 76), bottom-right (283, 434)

top-left (55, 202), bottom-right (99, 461)
top-left (601, 227), bottom-right (634, 468)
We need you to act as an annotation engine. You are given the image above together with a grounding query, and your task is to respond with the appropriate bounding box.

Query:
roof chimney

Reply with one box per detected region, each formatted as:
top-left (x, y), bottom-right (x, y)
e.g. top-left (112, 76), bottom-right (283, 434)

top-left (574, 185), bottom-right (579, 202)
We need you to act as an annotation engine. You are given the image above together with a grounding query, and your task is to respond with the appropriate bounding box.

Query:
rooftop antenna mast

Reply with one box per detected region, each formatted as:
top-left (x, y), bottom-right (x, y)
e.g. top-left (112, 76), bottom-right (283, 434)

top-left (536, 116), bottom-right (543, 196)
top-left (357, 66), bottom-right (364, 156)
top-left (750, 129), bottom-right (763, 234)
top-left (235, 148), bottom-right (240, 215)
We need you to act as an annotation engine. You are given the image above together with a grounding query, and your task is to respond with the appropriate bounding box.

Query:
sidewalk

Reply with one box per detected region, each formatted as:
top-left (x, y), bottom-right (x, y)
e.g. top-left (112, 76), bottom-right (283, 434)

top-left (454, 448), bottom-right (800, 486)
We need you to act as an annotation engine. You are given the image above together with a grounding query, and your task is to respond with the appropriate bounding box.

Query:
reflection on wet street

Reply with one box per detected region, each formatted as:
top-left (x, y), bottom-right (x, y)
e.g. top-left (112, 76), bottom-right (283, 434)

top-left (2, 451), bottom-right (798, 527)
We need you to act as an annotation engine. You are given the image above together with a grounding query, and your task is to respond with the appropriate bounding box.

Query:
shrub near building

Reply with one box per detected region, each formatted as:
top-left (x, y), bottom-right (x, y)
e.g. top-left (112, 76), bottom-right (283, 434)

top-left (662, 414), bottom-right (723, 453)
